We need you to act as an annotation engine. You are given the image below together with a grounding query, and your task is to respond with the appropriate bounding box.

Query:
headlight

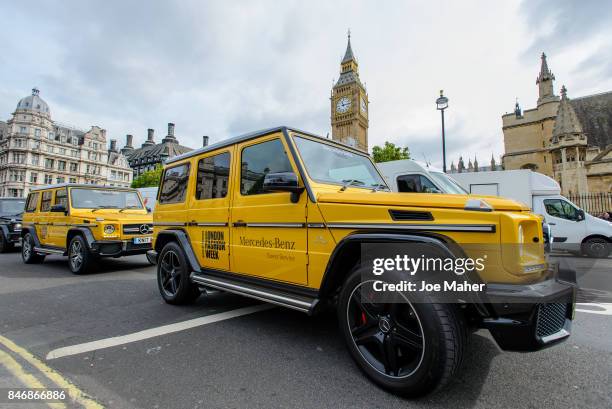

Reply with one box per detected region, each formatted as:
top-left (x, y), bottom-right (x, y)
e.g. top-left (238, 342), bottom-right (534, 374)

top-left (12, 223), bottom-right (22, 231)
top-left (104, 225), bottom-right (116, 235)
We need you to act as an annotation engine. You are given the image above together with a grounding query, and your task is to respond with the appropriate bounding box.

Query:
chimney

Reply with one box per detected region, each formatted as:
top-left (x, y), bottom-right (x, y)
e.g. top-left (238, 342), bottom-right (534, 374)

top-left (143, 128), bottom-right (155, 147)
top-left (126, 134), bottom-right (133, 147)
top-left (168, 123), bottom-right (175, 137)
top-left (203, 135), bottom-right (209, 147)
top-left (162, 123), bottom-right (177, 143)
top-left (110, 139), bottom-right (117, 152)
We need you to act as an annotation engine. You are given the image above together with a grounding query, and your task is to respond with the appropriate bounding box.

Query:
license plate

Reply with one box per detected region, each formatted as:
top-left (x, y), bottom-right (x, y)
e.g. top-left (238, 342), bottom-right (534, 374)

top-left (133, 237), bottom-right (152, 244)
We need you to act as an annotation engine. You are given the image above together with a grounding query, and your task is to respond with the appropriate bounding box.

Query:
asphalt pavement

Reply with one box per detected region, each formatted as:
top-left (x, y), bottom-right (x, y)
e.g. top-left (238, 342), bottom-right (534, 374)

top-left (0, 250), bottom-right (610, 409)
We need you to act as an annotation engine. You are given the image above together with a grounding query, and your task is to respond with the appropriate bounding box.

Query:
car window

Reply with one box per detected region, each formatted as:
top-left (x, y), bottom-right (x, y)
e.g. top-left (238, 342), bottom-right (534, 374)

top-left (159, 163), bottom-right (191, 204)
top-left (544, 199), bottom-right (579, 221)
top-left (241, 139), bottom-right (293, 195)
top-left (55, 188), bottom-right (68, 207)
top-left (25, 193), bottom-right (39, 213)
top-left (40, 191), bottom-right (53, 212)
top-left (196, 152), bottom-right (230, 200)
top-left (397, 174), bottom-right (440, 193)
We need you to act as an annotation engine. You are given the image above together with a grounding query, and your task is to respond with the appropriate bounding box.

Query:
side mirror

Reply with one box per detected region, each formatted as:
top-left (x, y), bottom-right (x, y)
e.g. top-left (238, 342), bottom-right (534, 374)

top-left (263, 172), bottom-right (305, 203)
top-left (50, 204), bottom-right (67, 213)
top-left (146, 207), bottom-right (152, 213)
top-left (576, 209), bottom-right (585, 221)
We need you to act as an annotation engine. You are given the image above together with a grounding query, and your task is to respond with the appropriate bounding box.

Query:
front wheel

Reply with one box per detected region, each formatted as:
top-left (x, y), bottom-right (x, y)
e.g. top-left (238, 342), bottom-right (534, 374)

top-left (338, 268), bottom-right (466, 397)
top-left (21, 233), bottom-right (45, 264)
top-left (0, 231), bottom-right (14, 253)
top-left (68, 235), bottom-right (92, 274)
top-left (582, 237), bottom-right (611, 258)
top-left (157, 242), bottom-right (200, 305)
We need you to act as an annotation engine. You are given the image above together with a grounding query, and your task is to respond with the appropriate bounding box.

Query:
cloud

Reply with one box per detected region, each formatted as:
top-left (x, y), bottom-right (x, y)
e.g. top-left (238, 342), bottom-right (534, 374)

top-left (0, 0), bottom-right (610, 168)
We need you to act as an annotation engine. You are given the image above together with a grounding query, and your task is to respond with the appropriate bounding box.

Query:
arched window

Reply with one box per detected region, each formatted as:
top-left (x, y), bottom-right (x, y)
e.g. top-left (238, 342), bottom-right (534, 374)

top-left (520, 163), bottom-right (538, 171)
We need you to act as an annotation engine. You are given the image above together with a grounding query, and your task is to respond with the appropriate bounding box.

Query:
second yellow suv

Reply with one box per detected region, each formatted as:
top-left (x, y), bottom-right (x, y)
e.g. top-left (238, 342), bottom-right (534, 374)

top-left (21, 184), bottom-right (153, 274)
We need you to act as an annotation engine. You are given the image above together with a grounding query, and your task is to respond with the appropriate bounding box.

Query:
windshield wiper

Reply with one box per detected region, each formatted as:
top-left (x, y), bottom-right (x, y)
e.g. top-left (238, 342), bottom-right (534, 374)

top-left (340, 179), bottom-right (365, 191)
top-left (370, 183), bottom-right (390, 192)
top-left (91, 206), bottom-right (119, 212)
top-left (119, 206), bottom-right (142, 212)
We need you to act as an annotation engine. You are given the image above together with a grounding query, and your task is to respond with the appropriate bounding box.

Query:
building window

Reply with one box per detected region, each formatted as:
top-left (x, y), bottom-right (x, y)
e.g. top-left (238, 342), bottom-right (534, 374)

top-left (196, 152), bottom-right (230, 200)
top-left (240, 139), bottom-right (293, 195)
top-left (58, 161), bottom-right (66, 171)
top-left (44, 174), bottom-right (53, 184)
top-left (34, 129), bottom-right (41, 137)
top-left (69, 177), bottom-right (77, 183)
top-left (30, 172), bottom-right (38, 183)
top-left (19, 126), bottom-right (27, 134)
top-left (47, 145), bottom-right (54, 153)
top-left (14, 139), bottom-right (25, 148)
top-left (159, 163), bottom-right (190, 204)
top-left (71, 150), bottom-right (78, 157)
top-left (56, 176), bottom-right (65, 184)
top-left (45, 158), bottom-right (54, 169)
top-left (59, 148), bottom-right (66, 155)
top-left (31, 154), bottom-right (40, 166)
top-left (48, 132), bottom-right (54, 141)
top-left (8, 189), bottom-right (22, 198)
top-left (12, 152), bottom-right (25, 164)
top-left (70, 162), bottom-right (78, 172)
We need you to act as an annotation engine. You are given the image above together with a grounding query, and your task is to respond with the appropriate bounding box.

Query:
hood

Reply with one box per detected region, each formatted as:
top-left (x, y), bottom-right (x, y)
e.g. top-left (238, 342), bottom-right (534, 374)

top-left (316, 191), bottom-right (529, 212)
top-left (585, 213), bottom-right (612, 233)
top-left (75, 210), bottom-right (151, 223)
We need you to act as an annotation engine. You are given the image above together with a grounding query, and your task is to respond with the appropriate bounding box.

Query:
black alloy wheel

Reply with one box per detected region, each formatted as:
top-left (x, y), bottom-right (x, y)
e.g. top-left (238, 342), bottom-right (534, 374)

top-left (157, 242), bottom-right (200, 305)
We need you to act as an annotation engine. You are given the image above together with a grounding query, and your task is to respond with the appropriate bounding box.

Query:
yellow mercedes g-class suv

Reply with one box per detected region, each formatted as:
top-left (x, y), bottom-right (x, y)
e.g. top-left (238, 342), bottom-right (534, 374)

top-left (149, 127), bottom-right (576, 396)
top-left (21, 184), bottom-right (153, 274)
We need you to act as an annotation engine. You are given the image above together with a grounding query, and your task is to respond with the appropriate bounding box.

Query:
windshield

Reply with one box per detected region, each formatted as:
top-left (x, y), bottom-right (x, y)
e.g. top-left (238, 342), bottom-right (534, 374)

top-left (293, 136), bottom-right (387, 189)
top-left (70, 188), bottom-right (143, 209)
top-left (0, 200), bottom-right (25, 215)
top-left (429, 172), bottom-right (468, 194)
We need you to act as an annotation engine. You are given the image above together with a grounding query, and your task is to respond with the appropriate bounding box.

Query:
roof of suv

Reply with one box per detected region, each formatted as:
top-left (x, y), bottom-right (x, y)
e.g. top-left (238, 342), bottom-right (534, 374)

top-left (166, 126), bottom-right (367, 165)
top-left (29, 183), bottom-right (138, 192)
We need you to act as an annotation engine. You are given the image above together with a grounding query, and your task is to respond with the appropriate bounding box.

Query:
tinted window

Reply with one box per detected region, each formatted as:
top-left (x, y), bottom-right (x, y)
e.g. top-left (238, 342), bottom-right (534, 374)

top-left (196, 152), bottom-right (230, 200)
top-left (25, 193), bottom-right (39, 213)
top-left (397, 175), bottom-right (440, 193)
top-left (55, 188), bottom-right (68, 207)
top-left (40, 191), bottom-right (53, 212)
top-left (160, 164), bottom-right (190, 204)
top-left (544, 199), bottom-right (579, 221)
top-left (241, 139), bottom-right (293, 195)
top-left (0, 199), bottom-right (26, 214)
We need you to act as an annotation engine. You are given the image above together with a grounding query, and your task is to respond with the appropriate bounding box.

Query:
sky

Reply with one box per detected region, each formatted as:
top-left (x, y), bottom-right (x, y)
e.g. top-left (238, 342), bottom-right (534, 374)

top-left (1, 0), bottom-right (611, 169)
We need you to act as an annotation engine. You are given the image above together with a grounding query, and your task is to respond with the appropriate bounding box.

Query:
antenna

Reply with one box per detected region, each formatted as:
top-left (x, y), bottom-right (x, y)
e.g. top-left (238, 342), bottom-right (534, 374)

top-left (421, 153), bottom-right (431, 167)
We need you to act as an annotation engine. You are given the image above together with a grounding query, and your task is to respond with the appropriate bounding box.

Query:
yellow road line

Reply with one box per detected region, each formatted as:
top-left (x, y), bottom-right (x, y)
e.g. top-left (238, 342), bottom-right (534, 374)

top-left (0, 335), bottom-right (104, 409)
top-left (0, 349), bottom-right (66, 409)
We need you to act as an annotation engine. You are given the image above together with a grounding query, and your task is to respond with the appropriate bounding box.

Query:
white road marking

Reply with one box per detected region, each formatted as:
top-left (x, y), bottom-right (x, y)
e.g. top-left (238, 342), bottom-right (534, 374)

top-left (46, 304), bottom-right (274, 360)
top-left (576, 303), bottom-right (612, 316)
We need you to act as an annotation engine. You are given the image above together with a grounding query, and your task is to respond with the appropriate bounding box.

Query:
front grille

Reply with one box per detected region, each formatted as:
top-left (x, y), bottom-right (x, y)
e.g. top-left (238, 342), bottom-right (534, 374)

top-left (123, 224), bottom-right (153, 235)
top-left (536, 303), bottom-right (567, 338)
top-left (389, 210), bottom-right (434, 221)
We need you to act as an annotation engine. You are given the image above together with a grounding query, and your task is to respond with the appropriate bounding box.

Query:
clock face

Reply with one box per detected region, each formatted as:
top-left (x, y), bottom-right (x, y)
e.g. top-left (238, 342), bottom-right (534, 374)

top-left (336, 97), bottom-right (351, 114)
top-left (360, 97), bottom-right (367, 113)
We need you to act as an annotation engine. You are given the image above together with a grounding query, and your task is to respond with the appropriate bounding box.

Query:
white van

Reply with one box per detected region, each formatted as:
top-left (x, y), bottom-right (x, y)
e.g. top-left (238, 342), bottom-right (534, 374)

top-left (377, 160), bottom-right (467, 194)
top-left (452, 170), bottom-right (611, 258)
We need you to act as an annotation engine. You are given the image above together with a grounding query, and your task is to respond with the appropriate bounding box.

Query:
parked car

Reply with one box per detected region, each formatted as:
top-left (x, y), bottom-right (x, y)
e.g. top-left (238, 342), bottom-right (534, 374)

top-left (148, 126), bottom-right (576, 397)
top-left (377, 159), bottom-right (467, 194)
top-left (21, 184), bottom-right (153, 274)
top-left (452, 170), bottom-right (612, 258)
top-left (0, 197), bottom-right (26, 252)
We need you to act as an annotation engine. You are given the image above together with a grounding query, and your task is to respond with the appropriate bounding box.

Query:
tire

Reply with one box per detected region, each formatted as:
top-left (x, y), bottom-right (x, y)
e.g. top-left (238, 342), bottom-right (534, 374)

top-left (0, 231), bottom-right (14, 253)
top-left (21, 233), bottom-right (45, 264)
top-left (157, 241), bottom-right (200, 305)
top-left (68, 235), bottom-right (92, 274)
top-left (337, 266), bottom-right (466, 397)
top-left (582, 237), bottom-right (610, 258)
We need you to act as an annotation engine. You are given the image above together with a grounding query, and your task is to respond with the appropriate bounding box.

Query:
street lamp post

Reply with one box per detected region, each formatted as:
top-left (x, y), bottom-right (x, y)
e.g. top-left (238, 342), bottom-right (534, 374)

top-left (436, 90), bottom-right (449, 173)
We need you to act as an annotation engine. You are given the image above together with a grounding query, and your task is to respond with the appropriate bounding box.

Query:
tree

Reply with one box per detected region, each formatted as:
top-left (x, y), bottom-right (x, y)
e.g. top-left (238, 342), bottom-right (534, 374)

top-left (371, 141), bottom-right (410, 163)
top-left (131, 165), bottom-right (163, 188)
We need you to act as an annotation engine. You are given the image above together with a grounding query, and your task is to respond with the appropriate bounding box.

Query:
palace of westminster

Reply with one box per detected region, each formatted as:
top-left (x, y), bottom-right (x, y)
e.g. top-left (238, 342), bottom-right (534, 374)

top-left (1, 35), bottom-right (609, 197)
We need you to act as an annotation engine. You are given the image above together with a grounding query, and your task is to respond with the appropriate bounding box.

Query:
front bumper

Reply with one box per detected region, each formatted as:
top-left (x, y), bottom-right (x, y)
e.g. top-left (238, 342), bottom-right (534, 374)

top-left (481, 266), bottom-right (576, 352)
top-left (91, 240), bottom-right (152, 257)
top-left (6, 231), bottom-right (21, 244)
top-left (146, 250), bottom-right (158, 265)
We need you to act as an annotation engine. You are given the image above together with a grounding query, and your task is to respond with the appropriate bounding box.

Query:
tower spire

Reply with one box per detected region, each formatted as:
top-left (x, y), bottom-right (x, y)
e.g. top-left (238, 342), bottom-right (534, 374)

top-left (342, 29), bottom-right (356, 64)
top-left (536, 52), bottom-right (557, 104)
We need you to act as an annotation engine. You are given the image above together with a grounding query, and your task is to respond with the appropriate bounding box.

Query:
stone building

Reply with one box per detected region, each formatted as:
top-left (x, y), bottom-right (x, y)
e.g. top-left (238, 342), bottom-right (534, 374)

top-left (121, 123), bottom-right (193, 176)
top-left (501, 53), bottom-right (612, 194)
top-left (331, 32), bottom-right (369, 152)
top-left (449, 154), bottom-right (503, 173)
top-left (0, 88), bottom-right (132, 197)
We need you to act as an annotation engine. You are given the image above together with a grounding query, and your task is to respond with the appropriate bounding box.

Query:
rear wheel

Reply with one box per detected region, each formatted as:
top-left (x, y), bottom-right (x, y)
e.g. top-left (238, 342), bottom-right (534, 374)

top-left (0, 231), bottom-right (14, 253)
top-left (68, 235), bottom-right (92, 274)
top-left (157, 242), bottom-right (200, 305)
top-left (338, 267), bottom-right (466, 397)
top-left (582, 237), bottom-right (610, 258)
top-left (21, 233), bottom-right (45, 264)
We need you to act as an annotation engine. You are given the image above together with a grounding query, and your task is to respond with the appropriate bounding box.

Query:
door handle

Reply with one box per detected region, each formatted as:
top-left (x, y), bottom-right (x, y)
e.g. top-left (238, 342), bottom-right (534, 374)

top-left (548, 223), bottom-right (556, 225)
top-left (233, 221), bottom-right (247, 227)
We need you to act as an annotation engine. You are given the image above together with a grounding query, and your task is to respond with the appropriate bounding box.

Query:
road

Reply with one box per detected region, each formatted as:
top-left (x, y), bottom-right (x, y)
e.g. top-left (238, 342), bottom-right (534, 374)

top-left (0, 251), bottom-right (610, 409)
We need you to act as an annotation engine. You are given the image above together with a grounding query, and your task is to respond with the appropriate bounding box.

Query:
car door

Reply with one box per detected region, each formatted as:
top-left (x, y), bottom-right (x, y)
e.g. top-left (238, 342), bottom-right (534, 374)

top-left (49, 187), bottom-right (70, 248)
top-left (36, 190), bottom-right (53, 246)
top-left (229, 134), bottom-right (308, 285)
top-left (542, 198), bottom-right (586, 252)
top-left (187, 149), bottom-right (233, 272)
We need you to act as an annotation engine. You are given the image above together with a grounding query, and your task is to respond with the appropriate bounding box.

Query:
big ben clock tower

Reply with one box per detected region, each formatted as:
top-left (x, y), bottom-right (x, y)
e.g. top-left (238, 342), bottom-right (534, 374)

top-left (331, 31), bottom-right (369, 152)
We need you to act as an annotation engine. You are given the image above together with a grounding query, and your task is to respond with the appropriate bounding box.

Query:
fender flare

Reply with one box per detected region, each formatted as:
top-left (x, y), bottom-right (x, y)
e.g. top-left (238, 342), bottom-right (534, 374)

top-left (0, 224), bottom-right (9, 237)
top-left (66, 227), bottom-right (96, 248)
top-left (155, 229), bottom-right (201, 273)
top-left (21, 226), bottom-right (42, 247)
top-left (318, 232), bottom-right (488, 313)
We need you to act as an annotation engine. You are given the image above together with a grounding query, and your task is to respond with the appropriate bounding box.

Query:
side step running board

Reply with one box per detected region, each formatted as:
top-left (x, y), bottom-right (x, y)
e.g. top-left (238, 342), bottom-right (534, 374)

top-left (33, 247), bottom-right (65, 255)
top-left (190, 273), bottom-right (318, 315)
